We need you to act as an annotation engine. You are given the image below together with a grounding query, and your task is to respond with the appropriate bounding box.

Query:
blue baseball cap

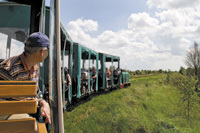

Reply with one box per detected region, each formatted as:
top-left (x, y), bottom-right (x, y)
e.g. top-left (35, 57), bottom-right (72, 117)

top-left (25, 32), bottom-right (49, 48)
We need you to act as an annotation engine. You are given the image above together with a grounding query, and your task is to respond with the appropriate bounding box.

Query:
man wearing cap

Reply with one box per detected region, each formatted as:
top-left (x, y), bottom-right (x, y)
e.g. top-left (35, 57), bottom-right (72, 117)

top-left (0, 32), bottom-right (51, 124)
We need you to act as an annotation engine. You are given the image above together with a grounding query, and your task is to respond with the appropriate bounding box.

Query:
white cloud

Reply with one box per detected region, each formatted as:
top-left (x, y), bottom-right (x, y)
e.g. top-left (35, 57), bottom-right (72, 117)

top-left (68, 18), bottom-right (98, 32)
top-left (128, 12), bottom-right (159, 31)
top-left (67, 18), bottom-right (98, 49)
top-left (66, 1), bottom-right (200, 71)
top-left (147, 0), bottom-right (200, 9)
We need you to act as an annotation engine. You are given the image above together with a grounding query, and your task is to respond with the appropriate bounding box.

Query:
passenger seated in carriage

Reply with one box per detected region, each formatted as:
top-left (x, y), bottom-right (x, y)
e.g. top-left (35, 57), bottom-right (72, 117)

top-left (114, 67), bottom-right (122, 84)
top-left (106, 67), bottom-right (111, 79)
top-left (61, 67), bottom-right (71, 103)
top-left (106, 67), bottom-right (112, 87)
top-left (90, 66), bottom-right (97, 92)
top-left (0, 32), bottom-right (51, 127)
top-left (81, 69), bottom-right (89, 95)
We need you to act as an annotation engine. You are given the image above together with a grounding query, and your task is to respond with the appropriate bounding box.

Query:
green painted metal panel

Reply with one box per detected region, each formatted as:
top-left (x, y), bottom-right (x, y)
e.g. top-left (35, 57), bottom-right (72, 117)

top-left (88, 52), bottom-right (91, 94)
top-left (0, 4), bottom-right (30, 28)
top-left (68, 41), bottom-right (73, 102)
top-left (122, 72), bottom-right (130, 83)
top-left (73, 43), bottom-right (81, 98)
top-left (38, 0), bottom-right (46, 106)
top-left (95, 54), bottom-right (99, 92)
top-left (99, 53), bottom-right (106, 89)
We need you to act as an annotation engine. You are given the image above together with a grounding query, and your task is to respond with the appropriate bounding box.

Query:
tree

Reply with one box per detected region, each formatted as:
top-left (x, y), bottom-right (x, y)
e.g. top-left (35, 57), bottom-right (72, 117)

top-left (185, 42), bottom-right (200, 91)
top-left (177, 76), bottom-right (197, 120)
top-left (179, 66), bottom-right (186, 75)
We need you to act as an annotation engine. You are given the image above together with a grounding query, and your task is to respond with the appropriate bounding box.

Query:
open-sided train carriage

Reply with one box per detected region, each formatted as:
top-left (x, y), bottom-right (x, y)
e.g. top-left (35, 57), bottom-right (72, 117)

top-left (98, 52), bottom-right (121, 90)
top-left (72, 42), bottom-right (99, 99)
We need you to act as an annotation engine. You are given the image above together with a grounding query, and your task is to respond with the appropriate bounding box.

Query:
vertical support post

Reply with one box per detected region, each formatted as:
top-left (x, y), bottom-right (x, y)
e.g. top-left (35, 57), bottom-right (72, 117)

top-left (88, 52), bottom-right (91, 94)
top-left (68, 41), bottom-right (73, 102)
top-left (49, 0), bottom-right (64, 132)
top-left (96, 54), bottom-right (99, 92)
top-left (6, 36), bottom-right (11, 59)
top-left (77, 46), bottom-right (81, 98)
top-left (111, 58), bottom-right (114, 87)
top-left (55, 0), bottom-right (64, 132)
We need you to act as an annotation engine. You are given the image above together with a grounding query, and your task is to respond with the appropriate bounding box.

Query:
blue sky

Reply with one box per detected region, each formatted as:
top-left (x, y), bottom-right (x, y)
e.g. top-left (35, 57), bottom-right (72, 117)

top-left (57, 0), bottom-right (200, 71)
top-left (60, 0), bottom-right (148, 34)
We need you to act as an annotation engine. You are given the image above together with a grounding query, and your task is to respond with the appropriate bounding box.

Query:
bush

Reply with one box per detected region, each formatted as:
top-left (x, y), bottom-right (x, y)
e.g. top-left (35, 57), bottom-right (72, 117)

top-left (169, 73), bottom-right (197, 119)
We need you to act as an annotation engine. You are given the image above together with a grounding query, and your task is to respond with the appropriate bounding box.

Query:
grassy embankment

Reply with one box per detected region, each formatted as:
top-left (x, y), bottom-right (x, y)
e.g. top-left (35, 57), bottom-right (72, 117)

top-left (64, 74), bottom-right (200, 132)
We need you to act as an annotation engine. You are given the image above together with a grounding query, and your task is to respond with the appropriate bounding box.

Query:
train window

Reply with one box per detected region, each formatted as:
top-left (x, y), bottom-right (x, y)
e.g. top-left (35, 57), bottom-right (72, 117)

top-left (113, 62), bottom-right (118, 70)
top-left (0, 2), bottom-right (31, 59)
top-left (90, 58), bottom-right (97, 70)
top-left (106, 62), bottom-right (113, 71)
top-left (98, 60), bottom-right (101, 69)
top-left (10, 38), bottom-right (24, 57)
top-left (0, 33), bottom-right (7, 60)
top-left (64, 55), bottom-right (69, 68)
top-left (81, 59), bottom-right (89, 71)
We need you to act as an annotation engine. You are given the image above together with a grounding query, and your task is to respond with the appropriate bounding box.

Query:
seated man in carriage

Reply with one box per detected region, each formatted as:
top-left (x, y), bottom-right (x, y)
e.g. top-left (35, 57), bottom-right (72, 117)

top-left (106, 67), bottom-right (112, 87)
top-left (61, 66), bottom-right (71, 104)
top-left (0, 32), bottom-right (51, 125)
top-left (90, 66), bottom-right (97, 92)
top-left (113, 67), bottom-right (122, 84)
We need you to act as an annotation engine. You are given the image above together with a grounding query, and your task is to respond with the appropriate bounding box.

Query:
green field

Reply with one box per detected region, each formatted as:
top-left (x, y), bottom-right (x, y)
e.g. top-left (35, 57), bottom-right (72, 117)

top-left (64, 74), bottom-right (200, 133)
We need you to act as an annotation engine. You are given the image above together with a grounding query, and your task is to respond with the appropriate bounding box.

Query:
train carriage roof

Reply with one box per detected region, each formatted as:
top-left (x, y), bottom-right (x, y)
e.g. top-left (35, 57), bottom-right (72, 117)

top-left (99, 52), bottom-right (120, 62)
top-left (60, 23), bottom-right (73, 51)
top-left (73, 42), bottom-right (99, 60)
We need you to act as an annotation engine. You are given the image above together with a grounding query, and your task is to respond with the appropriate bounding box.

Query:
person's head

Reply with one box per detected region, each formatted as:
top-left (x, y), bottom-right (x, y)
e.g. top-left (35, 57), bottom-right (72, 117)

top-left (24, 32), bottom-right (49, 62)
top-left (92, 66), bottom-right (96, 72)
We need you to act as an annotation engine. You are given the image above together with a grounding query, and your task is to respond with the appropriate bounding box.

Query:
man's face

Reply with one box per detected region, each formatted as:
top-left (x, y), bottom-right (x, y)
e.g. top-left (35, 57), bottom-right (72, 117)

top-left (38, 48), bottom-right (49, 62)
top-left (43, 48), bottom-right (49, 60)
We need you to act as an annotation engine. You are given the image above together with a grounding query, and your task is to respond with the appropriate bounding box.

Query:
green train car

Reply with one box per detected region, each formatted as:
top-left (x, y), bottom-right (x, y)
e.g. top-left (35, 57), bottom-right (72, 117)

top-left (72, 42), bottom-right (99, 99)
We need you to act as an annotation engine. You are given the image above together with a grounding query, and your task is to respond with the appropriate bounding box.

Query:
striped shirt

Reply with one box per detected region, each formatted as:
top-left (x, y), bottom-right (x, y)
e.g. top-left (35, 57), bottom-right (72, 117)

top-left (0, 52), bottom-right (40, 120)
top-left (0, 52), bottom-right (39, 82)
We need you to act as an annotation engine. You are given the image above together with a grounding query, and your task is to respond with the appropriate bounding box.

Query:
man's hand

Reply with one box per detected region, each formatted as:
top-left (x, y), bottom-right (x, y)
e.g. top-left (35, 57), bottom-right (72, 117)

top-left (39, 100), bottom-right (51, 124)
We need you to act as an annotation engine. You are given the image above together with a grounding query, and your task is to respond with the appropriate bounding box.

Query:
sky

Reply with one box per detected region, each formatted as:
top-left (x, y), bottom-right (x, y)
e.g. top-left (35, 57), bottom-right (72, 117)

top-left (0, 0), bottom-right (200, 71)
top-left (59, 0), bottom-right (200, 71)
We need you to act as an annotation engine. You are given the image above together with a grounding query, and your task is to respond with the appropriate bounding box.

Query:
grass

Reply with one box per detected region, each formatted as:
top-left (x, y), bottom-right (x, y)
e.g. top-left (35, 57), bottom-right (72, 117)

top-left (64, 74), bottom-right (200, 133)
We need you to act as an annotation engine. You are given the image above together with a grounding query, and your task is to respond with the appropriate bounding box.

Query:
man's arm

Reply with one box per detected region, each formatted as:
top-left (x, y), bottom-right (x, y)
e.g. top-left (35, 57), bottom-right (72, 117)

top-left (67, 74), bottom-right (71, 86)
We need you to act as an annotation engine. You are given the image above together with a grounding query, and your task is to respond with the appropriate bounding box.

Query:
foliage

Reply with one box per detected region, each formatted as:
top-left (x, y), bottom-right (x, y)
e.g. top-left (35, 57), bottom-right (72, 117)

top-left (177, 75), bottom-right (197, 119)
top-left (166, 73), bottom-right (198, 120)
top-left (129, 69), bottom-right (173, 76)
top-left (185, 42), bottom-right (200, 91)
top-left (179, 66), bottom-right (186, 75)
